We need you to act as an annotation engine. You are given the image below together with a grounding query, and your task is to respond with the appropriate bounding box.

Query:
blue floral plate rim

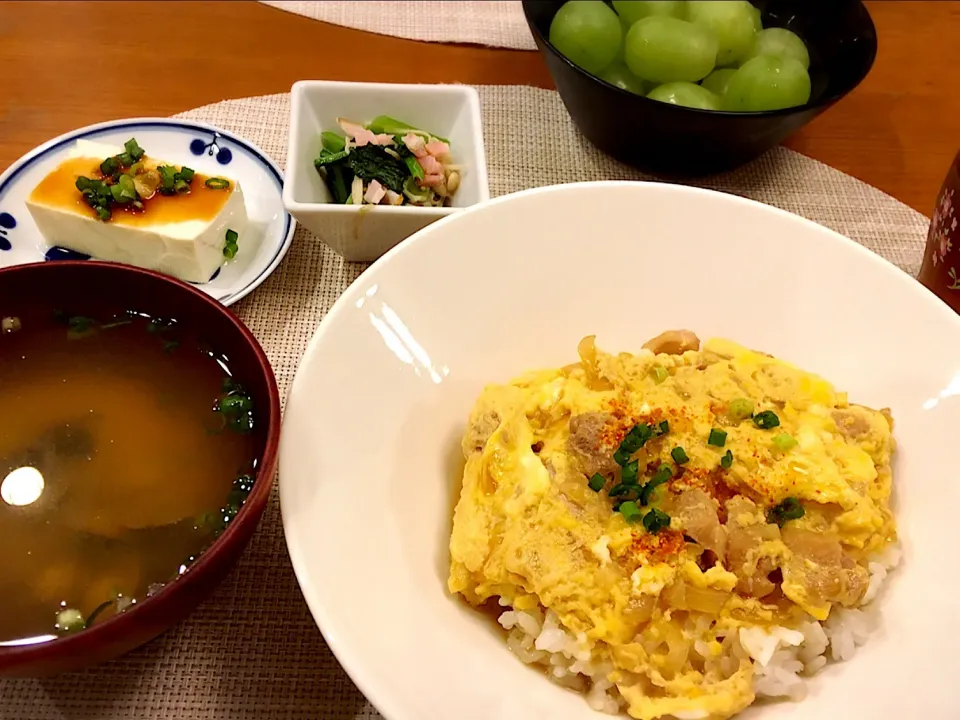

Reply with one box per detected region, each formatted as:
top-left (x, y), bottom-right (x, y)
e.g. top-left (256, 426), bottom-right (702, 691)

top-left (0, 116), bottom-right (296, 307)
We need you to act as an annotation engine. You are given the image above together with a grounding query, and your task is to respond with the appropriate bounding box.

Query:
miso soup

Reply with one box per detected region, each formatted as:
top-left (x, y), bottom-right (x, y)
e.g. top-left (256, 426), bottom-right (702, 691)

top-left (0, 308), bottom-right (258, 644)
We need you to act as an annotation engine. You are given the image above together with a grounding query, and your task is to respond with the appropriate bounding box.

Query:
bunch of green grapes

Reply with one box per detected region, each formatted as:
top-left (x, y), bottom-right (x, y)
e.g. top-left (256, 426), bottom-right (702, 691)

top-left (548, 0), bottom-right (812, 112)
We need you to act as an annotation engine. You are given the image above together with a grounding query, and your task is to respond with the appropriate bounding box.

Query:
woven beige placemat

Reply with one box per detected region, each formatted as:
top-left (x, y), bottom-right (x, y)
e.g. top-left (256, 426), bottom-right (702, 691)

top-left (0, 86), bottom-right (928, 720)
top-left (261, 0), bottom-right (538, 49)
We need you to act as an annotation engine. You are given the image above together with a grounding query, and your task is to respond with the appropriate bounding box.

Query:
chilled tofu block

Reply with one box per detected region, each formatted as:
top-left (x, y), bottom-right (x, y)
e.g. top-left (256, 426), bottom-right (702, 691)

top-left (25, 140), bottom-right (249, 283)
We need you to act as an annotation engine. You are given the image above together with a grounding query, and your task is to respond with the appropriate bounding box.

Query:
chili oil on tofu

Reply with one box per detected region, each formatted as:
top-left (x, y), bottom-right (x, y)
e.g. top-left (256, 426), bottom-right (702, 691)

top-left (447, 331), bottom-right (898, 720)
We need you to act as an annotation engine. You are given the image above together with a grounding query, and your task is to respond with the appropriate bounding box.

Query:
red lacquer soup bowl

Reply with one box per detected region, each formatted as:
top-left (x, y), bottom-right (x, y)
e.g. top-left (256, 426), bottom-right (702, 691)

top-left (0, 261), bottom-right (280, 677)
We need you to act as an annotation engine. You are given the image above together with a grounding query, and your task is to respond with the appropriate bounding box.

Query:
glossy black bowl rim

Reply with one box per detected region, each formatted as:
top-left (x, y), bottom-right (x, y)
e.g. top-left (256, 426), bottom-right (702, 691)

top-left (0, 260), bottom-right (282, 667)
top-left (521, 0), bottom-right (878, 118)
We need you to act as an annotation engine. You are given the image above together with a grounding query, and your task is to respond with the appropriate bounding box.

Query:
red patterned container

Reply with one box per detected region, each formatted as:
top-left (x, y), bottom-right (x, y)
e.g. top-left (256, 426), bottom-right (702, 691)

top-left (918, 152), bottom-right (960, 313)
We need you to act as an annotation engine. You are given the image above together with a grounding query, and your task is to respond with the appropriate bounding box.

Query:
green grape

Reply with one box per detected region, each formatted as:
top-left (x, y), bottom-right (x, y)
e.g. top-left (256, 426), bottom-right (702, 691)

top-left (701, 68), bottom-right (737, 96)
top-left (745, 27), bottom-right (810, 70)
top-left (612, 0), bottom-right (684, 26)
top-left (723, 55), bottom-right (811, 111)
top-left (749, 4), bottom-right (762, 32)
top-left (686, 1), bottom-right (759, 67)
top-left (647, 82), bottom-right (721, 110)
top-left (624, 16), bottom-right (718, 83)
top-left (615, 15), bottom-right (632, 61)
top-left (549, 0), bottom-right (623, 75)
top-left (598, 61), bottom-right (649, 95)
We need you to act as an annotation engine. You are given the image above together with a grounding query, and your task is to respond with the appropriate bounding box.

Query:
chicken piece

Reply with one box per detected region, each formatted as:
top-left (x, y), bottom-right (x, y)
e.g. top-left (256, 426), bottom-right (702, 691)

top-left (462, 410), bottom-right (501, 456)
top-left (672, 489), bottom-right (727, 561)
top-left (840, 554), bottom-right (871, 604)
top-left (724, 496), bottom-right (782, 598)
top-left (780, 527), bottom-right (870, 619)
top-left (726, 524), bottom-right (781, 598)
top-left (725, 495), bottom-right (762, 524)
top-left (567, 412), bottom-right (617, 476)
top-left (832, 406), bottom-right (873, 440)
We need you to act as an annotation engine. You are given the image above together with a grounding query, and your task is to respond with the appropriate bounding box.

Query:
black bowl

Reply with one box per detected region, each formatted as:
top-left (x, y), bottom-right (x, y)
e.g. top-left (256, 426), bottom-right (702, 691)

top-left (522, 0), bottom-right (877, 176)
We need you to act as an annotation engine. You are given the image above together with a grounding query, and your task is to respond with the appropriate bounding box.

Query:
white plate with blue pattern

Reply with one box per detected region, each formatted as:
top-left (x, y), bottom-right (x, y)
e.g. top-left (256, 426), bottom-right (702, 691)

top-left (0, 118), bottom-right (295, 306)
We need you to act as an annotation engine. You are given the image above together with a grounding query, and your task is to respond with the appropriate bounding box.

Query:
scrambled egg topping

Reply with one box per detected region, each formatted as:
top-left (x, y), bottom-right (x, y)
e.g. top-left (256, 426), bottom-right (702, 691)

top-left (448, 332), bottom-right (896, 720)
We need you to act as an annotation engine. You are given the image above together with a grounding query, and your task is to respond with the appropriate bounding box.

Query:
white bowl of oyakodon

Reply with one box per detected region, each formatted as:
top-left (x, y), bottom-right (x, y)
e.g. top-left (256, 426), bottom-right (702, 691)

top-left (0, 118), bottom-right (295, 306)
top-left (279, 181), bottom-right (960, 720)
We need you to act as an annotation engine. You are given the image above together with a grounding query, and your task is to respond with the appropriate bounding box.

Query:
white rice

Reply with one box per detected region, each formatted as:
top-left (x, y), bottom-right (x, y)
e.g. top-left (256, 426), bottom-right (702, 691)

top-left (496, 543), bottom-right (901, 716)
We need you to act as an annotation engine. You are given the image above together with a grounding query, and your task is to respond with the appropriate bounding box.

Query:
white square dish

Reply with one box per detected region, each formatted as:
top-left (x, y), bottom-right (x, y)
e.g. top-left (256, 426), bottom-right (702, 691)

top-left (284, 80), bottom-right (490, 262)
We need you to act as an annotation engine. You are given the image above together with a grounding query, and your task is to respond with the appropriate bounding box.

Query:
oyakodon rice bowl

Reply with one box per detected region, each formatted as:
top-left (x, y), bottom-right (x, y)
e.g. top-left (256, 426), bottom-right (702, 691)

top-left (448, 330), bottom-right (900, 720)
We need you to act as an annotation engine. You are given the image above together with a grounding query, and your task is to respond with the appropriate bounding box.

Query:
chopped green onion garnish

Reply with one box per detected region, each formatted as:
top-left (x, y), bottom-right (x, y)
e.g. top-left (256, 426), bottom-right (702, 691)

top-left (223, 229), bottom-right (239, 258)
top-left (753, 410), bottom-right (780, 429)
top-left (772, 433), bottom-right (798, 451)
top-left (639, 466), bottom-right (671, 505)
top-left (588, 473), bottom-right (606, 492)
top-left (708, 428), bottom-right (727, 447)
top-left (642, 508), bottom-right (671, 533)
top-left (621, 459), bottom-right (640, 485)
top-left (728, 398), bottom-right (754, 420)
top-left (158, 165), bottom-right (177, 189)
top-left (619, 501), bottom-right (643, 523)
top-left (205, 177), bottom-right (230, 190)
top-left (215, 379), bottom-right (255, 434)
top-left (96, 139), bottom-right (144, 185)
top-left (115, 186), bottom-right (138, 204)
top-left (651, 464), bottom-right (672, 484)
top-left (66, 315), bottom-right (97, 340)
top-left (671, 446), bottom-right (689, 465)
top-left (174, 178), bottom-right (190, 194)
top-left (609, 483), bottom-right (633, 497)
top-left (179, 166), bottom-right (195, 183)
top-left (223, 228), bottom-right (239, 259)
top-left (619, 423), bottom-right (653, 454)
top-left (720, 449), bottom-right (733, 469)
top-left (651, 365), bottom-right (668, 384)
top-left (658, 420), bottom-right (669, 435)
top-left (55, 608), bottom-right (86, 634)
top-left (219, 394), bottom-right (253, 412)
top-left (767, 497), bottom-right (805, 527)
top-left (76, 175), bottom-right (116, 221)
top-left (124, 137), bottom-right (145, 161)
top-left (615, 423), bottom-right (655, 465)
top-left (100, 156), bottom-right (119, 176)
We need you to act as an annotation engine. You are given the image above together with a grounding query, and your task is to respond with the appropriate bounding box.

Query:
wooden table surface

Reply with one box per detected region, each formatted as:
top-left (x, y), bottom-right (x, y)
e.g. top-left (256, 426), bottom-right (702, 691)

top-left (0, 0), bottom-right (957, 215)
